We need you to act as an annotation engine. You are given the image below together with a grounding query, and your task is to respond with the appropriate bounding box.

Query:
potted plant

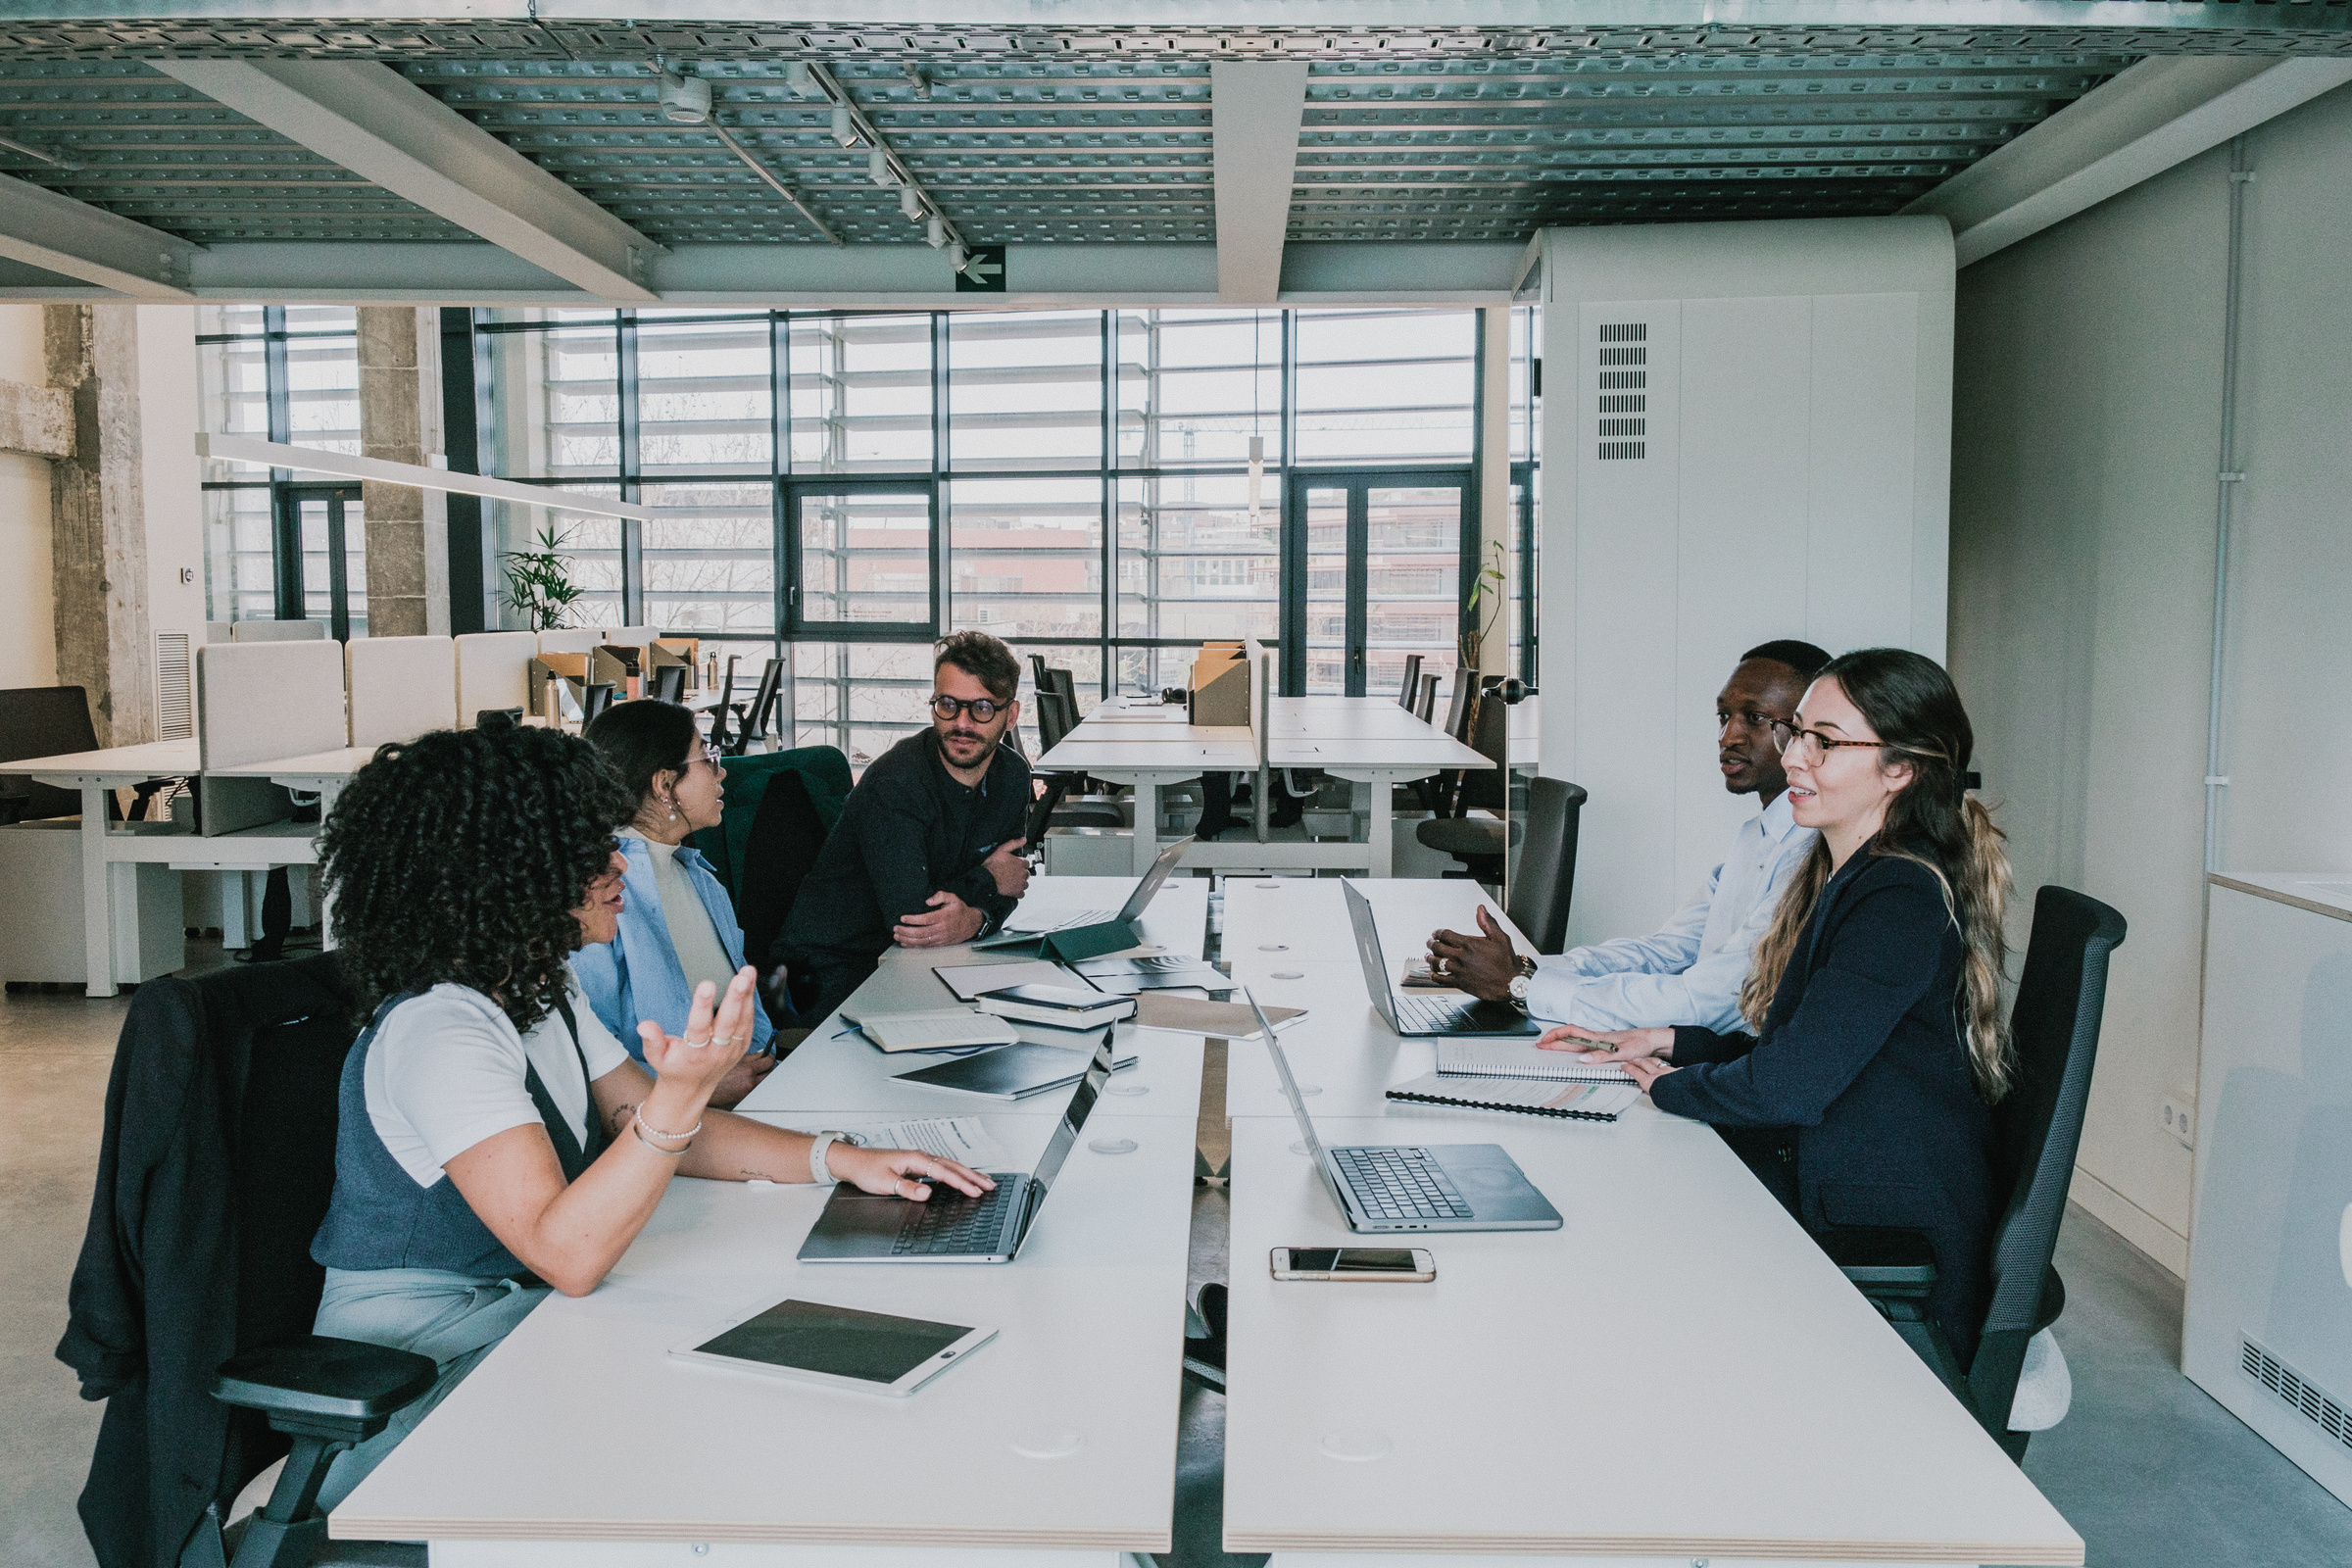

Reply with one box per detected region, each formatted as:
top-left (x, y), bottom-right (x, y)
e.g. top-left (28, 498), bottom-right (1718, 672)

top-left (500, 522), bottom-right (585, 631)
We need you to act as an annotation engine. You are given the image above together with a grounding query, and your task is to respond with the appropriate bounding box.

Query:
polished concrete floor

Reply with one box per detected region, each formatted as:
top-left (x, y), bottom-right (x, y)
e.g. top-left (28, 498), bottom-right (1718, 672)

top-left (8, 960), bottom-right (2350, 1568)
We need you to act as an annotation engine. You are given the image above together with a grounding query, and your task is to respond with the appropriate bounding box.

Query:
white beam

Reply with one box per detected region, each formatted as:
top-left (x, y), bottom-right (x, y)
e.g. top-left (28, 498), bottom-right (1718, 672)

top-left (0, 172), bottom-right (198, 299)
top-left (197, 434), bottom-right (654, 522)
top-left (1907, 56), bottom-right (2352, 267)
top-left (154, 59), bottom-right (662, 301)
top-left (1210, 62), bottom-right (1309, 306)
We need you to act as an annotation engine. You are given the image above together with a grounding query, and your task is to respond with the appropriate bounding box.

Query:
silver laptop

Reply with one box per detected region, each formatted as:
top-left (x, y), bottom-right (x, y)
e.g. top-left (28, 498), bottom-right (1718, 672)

top-left (1244, 988), bottom-right (1560, 1234)
top-left (975, 834), bottom-right (1196, 945)
top-left (1345, 880), bottom-right (1543, 1038)
top-left (798, 1034), bottom-right (1112, 1263)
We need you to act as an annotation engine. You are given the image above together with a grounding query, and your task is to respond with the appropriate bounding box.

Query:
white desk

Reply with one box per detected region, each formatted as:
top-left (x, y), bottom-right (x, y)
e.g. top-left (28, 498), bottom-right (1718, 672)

top-left (331, 1108), bottom-right (1196, 1563)
top-left (206, 744), bottom-right (374, 814)
top-left (741, 876), bottom-right (1211, 1120)
top-left (3, 740), bottom-right (202, 996)
top-left (1039, 695), bottom-right (1488, 877)
top-left (1220, 1112), bottom-right (2082, 1565)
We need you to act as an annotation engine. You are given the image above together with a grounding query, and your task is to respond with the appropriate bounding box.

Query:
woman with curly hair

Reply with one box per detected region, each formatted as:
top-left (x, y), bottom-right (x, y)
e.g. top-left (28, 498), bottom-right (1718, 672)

top-left (306, 720), bottom-right (989, 1508)
top-left (1539, 648), bottom-right (2012, 1364)
top-left (576, 698), bottom-right (783, 1108)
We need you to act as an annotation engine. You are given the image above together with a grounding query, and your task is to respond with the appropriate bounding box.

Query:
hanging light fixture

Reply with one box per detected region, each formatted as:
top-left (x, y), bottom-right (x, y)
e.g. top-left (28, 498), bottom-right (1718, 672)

top-left (868, 145), bottom-right (896, 186)
top-left (949, 241), bottom-right (969, 273)
top-left (785, 61), bottom-right (813, 97)
top-left (1246, 312), bottom-right (1266, 527)
top-left (926, 214), bottom-right (948, 249)
top-left (830, 97), bottom-right (857, 147)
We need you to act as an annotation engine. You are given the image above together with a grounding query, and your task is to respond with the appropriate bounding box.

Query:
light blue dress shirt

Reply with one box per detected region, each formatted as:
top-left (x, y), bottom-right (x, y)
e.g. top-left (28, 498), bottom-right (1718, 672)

top-left (573, 834), bottom-right (776, 1060)
top-left (1524, 789), bottom-right (1818, 1033)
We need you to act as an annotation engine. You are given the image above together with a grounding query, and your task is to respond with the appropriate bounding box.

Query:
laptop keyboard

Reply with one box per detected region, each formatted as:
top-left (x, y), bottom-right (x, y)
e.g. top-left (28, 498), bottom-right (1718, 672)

top-left (1394, 991), bottom-right (1482, 1033)
top-left (892, 1178), bottom-right (1021, 1254)
top-left (1332, 1147), bottom-right (1473, 1221)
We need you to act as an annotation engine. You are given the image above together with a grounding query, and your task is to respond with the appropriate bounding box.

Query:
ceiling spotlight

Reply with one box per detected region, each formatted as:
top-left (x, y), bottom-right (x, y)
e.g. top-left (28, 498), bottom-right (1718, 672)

top-left (869, 146), bottom-right (897, 187)
top-left (903, 64), bottom-right (932, 100)
top-left (659, 69), bottom-right (711, 125)
top-left (949, 241), bottom-right (969, 273)
top-left (901, 184), bottom-right (924, 221)
top-left (785, 61), bottom-right (813, 97)
top-left (927, 214), bottom-right (947, 249)
top-left (830, 98), bottom-right (858, 147)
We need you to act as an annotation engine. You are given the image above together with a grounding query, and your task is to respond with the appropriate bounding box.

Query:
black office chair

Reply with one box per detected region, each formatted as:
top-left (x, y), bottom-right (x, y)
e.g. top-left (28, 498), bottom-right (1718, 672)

top-left (705, 656), bottom-right (743, 750)
top-left (1032, 688), bottom-right (1125, 833)
top-left (1407, 674), bottom-right (1480, 815)
top-left (1416, 687), bottom-right (1512, 884)
top-left (649, 663), bottom-right (687, 704)
top-left (1394, 654), bottom-right (1423, 710)
top-left (737, 768), bottom-right (830, 1027)
top-left (720, 659), bottom-right (785, 757)
top-left (1826, 884), bottom-right (2127, 1461)
top-left (1500, 776), bottom-right (1588, 955)
top-left (59, 956), bottom-right (436, 1568)
top-left (0, 684), bottom-right (172, 824)
top-left (579, 682), bottom-right (616, 726)
top-left (1412, 671), bottom-right (1440, 722)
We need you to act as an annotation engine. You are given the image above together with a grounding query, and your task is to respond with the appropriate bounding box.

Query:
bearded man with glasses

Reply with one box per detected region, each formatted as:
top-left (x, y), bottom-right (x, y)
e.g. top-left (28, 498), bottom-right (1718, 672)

top-left (1424, 639), bottom-right (1832, 1031)
top-left (780, 629), bottom-right (1035, 1020)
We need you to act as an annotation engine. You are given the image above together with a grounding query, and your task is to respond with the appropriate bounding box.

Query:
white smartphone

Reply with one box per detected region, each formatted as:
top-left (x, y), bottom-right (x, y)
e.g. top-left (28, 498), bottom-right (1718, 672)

top-left (668, 1298), bottom-right (996, 1397)
top-left (1269, 1247), bottom-right (1437, 1283)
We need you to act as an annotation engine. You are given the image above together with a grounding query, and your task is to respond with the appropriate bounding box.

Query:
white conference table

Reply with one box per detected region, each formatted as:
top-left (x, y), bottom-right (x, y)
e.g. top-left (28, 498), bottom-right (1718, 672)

top-left (743, 876), bottom-right (1211, 1120)
top-left (332, 1109), bottom-right (1195, 1565)
top-left (1217, 876), bottom-right (2083, 1567)
top-left (1039, 693), bottom-right (1488, 877)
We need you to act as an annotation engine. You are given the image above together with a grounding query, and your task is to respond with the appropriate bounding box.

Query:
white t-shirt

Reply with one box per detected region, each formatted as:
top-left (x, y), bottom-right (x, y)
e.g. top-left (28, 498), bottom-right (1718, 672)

top-left (363, 974), bottom-right (633, 1188)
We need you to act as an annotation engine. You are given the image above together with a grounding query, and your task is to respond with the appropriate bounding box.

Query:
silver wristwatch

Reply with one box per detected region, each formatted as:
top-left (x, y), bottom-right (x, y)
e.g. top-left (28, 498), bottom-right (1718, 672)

top-left (1506, 956), bottom-right (1536, 1009)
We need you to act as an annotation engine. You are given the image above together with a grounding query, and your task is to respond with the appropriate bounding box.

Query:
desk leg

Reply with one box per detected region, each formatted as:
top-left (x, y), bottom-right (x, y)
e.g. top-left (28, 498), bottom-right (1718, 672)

top-left (1364, 774), bottom-right (1394, 878)
top-left (1132, 780), bottom-right (1160, 876)
top-left (80, 784), bottom-right (116, 999)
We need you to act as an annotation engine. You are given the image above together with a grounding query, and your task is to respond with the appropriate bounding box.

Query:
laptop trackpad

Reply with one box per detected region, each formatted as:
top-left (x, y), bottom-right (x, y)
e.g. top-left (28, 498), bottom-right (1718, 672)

top-left (807, 1191), bottom-right (906, 1243)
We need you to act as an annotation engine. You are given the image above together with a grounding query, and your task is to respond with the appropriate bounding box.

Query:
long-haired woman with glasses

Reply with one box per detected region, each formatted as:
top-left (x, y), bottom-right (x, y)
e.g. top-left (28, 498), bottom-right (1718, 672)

top-left (576, 698), bottom-right (786, 1107)
top-left (1539, 647), bottom-right (2013, 1362)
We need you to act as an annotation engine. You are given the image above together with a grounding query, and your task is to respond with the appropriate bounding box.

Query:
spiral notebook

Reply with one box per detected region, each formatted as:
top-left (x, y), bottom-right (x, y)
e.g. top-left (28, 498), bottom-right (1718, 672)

top-left (1386, 1074), bottom-right (1639, 1121)
top-left (1437, 1040), bottom-right (1634, 1085)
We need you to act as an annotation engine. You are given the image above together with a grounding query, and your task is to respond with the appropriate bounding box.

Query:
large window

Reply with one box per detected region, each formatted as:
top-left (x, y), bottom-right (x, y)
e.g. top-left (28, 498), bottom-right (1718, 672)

top-left (196, 305), bottom-right (365, 632)
top-left (472, 306), bottom-right (1479, 762)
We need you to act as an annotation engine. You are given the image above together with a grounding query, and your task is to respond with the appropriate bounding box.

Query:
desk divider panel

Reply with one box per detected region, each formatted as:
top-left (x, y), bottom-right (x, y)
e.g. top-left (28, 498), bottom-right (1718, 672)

top-left (198, 641), bottom-right (347, 769)
top-left (609, 624), bottom-right (655, 646)
top-left (229, 619), bottom-right (327, 643)
top-left (347, 636), bottom-right (457, 749)
top-left (454, 631), bottom-right (538, 725)
top-left (534, 628), bottom-right (603, 658)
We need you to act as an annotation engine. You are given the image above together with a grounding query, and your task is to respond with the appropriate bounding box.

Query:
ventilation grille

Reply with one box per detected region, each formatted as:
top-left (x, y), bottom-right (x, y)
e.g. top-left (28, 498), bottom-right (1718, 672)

top-left (2243, 1336), bottom-right (2352, 1452)
top-left (1595, 321), bottom-right (1647, 461)
top-left (154, 630), bottom-right (193, 741)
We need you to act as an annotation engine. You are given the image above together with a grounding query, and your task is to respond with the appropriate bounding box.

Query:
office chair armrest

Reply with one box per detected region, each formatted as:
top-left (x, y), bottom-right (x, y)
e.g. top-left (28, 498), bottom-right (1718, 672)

top-left (213, 1335), bottom-right (437, 1443)
top-left (1822, 1227), bottom-right (1938, 1298)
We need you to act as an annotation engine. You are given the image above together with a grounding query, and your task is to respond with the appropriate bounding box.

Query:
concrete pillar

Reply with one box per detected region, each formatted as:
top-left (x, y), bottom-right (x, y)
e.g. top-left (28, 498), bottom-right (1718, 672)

top-left (357, 306), bottom-right (448, 636)
top-left (1472, 305), bottom-right (1514, 677)
top-left (46, 304), bottom-right (154, 746)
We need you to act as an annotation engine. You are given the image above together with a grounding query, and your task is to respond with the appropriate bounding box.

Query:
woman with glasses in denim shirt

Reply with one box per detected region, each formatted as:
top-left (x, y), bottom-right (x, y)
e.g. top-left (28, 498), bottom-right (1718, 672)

top-left (578, 699), bottom-right (783, 1107)
top-left (1539, 648), bottom-right (2014, 1366)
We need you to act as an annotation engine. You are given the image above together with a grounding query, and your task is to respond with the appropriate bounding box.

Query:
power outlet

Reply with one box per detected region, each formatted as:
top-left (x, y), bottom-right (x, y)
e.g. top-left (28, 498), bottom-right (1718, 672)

top-left (2160, 1093), bottom-right (2197, 1150)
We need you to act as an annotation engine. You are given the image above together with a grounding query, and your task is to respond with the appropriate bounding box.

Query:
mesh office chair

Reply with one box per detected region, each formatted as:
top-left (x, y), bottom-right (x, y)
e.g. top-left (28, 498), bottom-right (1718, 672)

top-left (1416, 686), bottom-right (1512, 883)
top-left (1826, 884), bottom-right (2127, 1460)
top-left (1500, 776), bottom-right (1588, 955)
top-left (649, 663), bottom-right (687, 704)
top-left (705, 656), bottom-right (742, 750)
top-left (719, 659), bottom-right (785, 757)
top-left (579, 682), bottom-right (616, 726)
top-left (1031, 687), bottom-right (1125, 833)
top-left (1394, 654), bottom-right (1423, 710)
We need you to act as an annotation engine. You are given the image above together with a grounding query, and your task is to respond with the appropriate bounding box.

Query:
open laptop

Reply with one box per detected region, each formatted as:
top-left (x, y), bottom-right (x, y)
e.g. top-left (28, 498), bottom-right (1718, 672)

top-left (1243, 987), bottom-right (1559, 1233)
top-left (972, 834), bottom-right (1196, 952)
top-left (1344, 880), bottom-right (1543, 1038)
top-left (798, 1033), bottom-right (1113, 1263)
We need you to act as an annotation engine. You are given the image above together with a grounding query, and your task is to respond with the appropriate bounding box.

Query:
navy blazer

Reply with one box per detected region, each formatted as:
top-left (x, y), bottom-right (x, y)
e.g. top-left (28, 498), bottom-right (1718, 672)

top-left (1650, 846), bottom-right (1997, 1364)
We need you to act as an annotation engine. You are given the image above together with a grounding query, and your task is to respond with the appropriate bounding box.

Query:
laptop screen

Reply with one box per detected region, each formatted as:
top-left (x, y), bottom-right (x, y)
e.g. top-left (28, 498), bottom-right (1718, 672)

top-left (1342, 880), bottom-right (1406, 1033)
top-left (1021, 1031), bottom-right (1114, 1206)
top-left (1114, 834), bottom-right (1195, 924)
top-left (1243, 987), bottom-right (1356, 1223)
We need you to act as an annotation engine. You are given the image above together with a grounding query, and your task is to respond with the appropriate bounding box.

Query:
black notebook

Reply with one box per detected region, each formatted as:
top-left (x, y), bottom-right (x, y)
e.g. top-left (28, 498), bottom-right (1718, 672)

top-left (1384, 1074), bottom-right (1639, 1121)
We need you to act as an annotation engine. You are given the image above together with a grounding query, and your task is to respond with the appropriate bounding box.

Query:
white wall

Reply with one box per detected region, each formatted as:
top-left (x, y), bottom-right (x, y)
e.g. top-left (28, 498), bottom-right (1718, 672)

top-left (0, 304), bottom-right (53, 688)
top-left (1538, 217), bottom-right (1955, 948)
top-left (1947, 82), bottom-right (2352, 1275)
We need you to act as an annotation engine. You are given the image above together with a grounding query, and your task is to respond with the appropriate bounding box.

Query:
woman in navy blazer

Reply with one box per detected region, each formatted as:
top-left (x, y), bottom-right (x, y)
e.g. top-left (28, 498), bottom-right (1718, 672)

top-left (1542, 648), bottom-right (2013, 1363)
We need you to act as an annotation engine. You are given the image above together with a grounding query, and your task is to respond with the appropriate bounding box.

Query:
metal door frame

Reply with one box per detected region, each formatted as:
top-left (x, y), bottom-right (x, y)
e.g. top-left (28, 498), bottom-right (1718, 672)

top-left (779, 476), bottom-right (942, 643)
top-left (273, 481), bottom-right (362, 641)
top-left (1281, 466), bottom-right (1473, 697)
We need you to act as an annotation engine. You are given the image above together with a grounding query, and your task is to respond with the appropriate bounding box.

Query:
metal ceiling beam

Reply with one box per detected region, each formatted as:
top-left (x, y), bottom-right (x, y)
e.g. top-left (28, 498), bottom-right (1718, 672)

top-left (197, 434), bottom-right (655, 521)
top-left (1210, 61), bottom-right (1308, 306)
top-left (151, 58), bottom-right (662, 299)
top-left (0, 172), bottom-right (198, 297)
top-left (1907, 56), bottom-right (2352, 267)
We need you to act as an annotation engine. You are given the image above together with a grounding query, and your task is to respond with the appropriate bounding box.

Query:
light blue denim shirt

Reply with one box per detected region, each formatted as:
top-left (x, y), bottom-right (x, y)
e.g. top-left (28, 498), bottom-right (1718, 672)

top-left (573, 835), bottom-right (777, 1060)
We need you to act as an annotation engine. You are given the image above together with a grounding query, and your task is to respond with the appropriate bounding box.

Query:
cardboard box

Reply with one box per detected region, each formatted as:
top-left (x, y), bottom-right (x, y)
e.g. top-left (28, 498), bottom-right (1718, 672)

top-left (1187, 642), bottom-right (1250, 727)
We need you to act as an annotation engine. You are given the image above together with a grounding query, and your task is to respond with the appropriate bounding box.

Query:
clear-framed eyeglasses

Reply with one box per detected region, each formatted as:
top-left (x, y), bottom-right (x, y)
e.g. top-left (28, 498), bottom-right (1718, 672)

top-left (1771, 721), bottom-right (1884, 765)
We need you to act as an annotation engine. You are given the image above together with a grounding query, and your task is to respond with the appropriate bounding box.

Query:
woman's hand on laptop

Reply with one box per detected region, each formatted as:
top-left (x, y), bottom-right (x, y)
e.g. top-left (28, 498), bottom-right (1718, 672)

top-left (823, 1144), bottom-right (996, 1201)
top-left (1535, 1022), bottom-right (1674, 1063)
